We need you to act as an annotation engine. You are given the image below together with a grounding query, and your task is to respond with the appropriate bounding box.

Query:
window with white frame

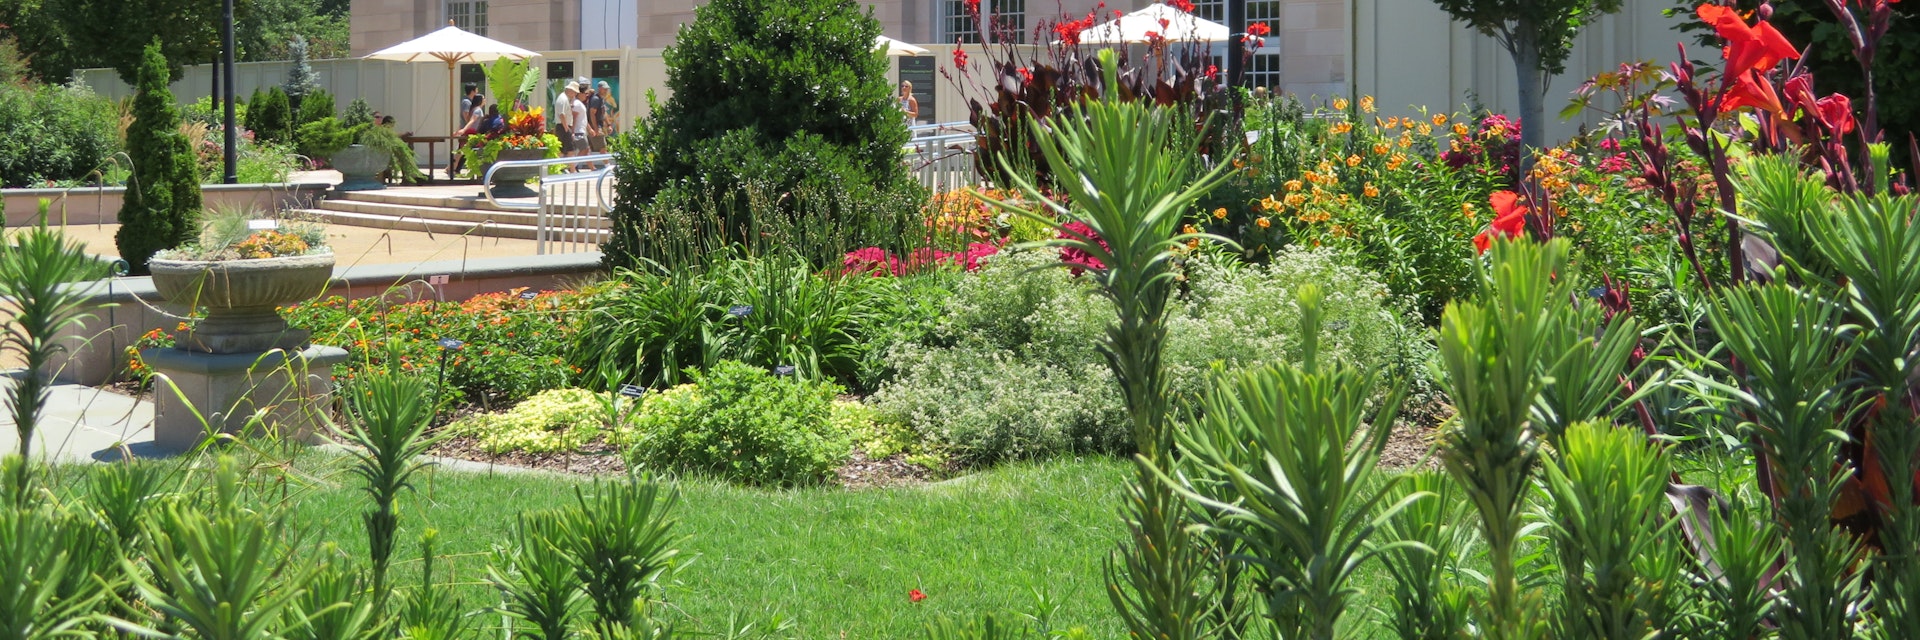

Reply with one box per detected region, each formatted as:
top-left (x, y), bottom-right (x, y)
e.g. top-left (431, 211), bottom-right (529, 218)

top-left (447, 0), bottom-right (488, 36)
top-left (1190, 0), bottom-right (1280, 88)
top-left (942, 0), bottom-right (1025, 44)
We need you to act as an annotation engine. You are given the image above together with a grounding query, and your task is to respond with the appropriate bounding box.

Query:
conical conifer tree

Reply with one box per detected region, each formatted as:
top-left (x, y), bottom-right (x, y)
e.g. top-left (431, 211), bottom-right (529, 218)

top-left (116, 40), bottom-right (200, 274)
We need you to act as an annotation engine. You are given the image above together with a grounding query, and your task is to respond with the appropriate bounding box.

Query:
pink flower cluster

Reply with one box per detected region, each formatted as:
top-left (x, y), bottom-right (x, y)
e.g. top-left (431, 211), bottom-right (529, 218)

top-left (842, 243), bottom-right (1001, 277)
top-left (1058, 221), bottom-right (1108, 276)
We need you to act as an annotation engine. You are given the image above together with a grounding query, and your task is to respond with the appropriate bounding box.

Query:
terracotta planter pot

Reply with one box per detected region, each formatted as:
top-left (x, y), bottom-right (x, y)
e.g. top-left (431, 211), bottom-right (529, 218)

top-left (487, 147), bottom-right (551, 198)
top-left (331, 145), bottom-right (390, 192)
top-left (148, 253), bottom-right (336, 354)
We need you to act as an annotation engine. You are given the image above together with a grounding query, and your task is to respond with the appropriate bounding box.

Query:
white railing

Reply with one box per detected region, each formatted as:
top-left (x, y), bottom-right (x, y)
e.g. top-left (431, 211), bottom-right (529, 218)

top-left (904, 130), bottom-right (978, 193)
top-left (479, 154), bottom-right (616, 255)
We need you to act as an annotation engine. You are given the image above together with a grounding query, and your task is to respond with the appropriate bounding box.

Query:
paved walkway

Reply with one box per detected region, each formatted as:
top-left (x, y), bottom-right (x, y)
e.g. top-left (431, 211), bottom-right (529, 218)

top-left (0, 379), bottom-right (156, 463)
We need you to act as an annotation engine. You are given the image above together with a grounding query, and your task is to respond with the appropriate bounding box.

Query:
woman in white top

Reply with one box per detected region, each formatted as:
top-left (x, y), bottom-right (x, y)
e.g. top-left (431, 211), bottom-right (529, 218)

top-left (898, 81), bottom-right (919, 130)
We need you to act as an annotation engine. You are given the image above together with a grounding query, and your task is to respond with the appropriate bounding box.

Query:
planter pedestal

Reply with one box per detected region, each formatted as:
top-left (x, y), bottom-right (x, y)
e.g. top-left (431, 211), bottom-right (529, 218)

top-left (143, 345), bottom-right (348, 451)
top-left (145, 253), bottom-right (343, 451)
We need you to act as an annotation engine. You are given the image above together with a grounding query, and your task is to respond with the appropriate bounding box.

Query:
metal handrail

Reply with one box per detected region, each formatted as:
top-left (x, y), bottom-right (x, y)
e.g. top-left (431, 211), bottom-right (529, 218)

top-left (481, 153), bottom-right (615, 211)
top-left (910, 121), bottom-right (972, 136)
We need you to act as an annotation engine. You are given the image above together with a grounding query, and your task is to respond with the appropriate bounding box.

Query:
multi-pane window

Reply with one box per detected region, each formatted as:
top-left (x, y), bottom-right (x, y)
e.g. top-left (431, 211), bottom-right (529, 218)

top-left (942, 0), bottom-right (1025, 44)
top-left (1190, 0), bottom-right (1280, 88)
top-left (447, 0), bottom-right (488, 35)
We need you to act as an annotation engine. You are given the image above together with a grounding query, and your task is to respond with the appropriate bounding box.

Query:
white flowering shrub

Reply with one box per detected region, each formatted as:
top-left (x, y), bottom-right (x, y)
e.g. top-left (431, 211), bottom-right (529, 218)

top-left (870, 246), bottom-right (1427, 466)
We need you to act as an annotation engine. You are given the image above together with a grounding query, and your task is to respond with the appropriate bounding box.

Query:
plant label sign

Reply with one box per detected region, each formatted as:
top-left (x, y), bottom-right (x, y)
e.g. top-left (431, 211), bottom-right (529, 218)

top-left (773, 365), bottom-right (796, 377)
top-left (728, 305), bottom-right (753, 318)
top-left (247, 219), bottom-right (277, 231)
top-left (618, 384), bottom-right (646, 398)
top-left (436, 338), bottom-right (465, 351)
top-left (519, 291), bottom-right (539, 300)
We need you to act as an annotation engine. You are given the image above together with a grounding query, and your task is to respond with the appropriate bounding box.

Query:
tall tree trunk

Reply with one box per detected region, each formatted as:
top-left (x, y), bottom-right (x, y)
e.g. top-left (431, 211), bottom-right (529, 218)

top-left (1507, 24), bottom-right (1548, 158)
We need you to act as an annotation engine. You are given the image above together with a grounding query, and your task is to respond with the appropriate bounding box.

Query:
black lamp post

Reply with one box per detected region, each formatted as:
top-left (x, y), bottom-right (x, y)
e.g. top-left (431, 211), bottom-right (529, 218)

top-left (1226, 0), bottom-right (1246, 98)
top-left (221, 0), bottom-right (237, 184)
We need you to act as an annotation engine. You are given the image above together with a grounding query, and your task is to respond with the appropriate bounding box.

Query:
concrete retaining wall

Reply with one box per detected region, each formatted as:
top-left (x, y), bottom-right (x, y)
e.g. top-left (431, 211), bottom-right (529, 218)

top-left (6, 183), bottom-right (333, 228)
top-left (49, 252), bottom-right (604, 386)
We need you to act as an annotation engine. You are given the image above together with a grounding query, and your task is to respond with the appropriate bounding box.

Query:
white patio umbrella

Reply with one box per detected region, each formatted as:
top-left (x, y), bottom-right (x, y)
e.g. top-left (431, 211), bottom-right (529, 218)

top-left (875, 35), bottom-right (929, 57)
top-left (1075, 3), bottom-right (1229, 44)
top-left (363, 22), bottom-right (540, 136)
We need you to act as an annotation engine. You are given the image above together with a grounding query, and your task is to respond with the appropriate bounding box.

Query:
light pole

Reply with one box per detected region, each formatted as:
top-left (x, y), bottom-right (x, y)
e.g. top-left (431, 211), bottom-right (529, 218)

top-left (221, 0), bottom-right (237, 184)
top-left (1226, 0), bottom-right (1246, 102)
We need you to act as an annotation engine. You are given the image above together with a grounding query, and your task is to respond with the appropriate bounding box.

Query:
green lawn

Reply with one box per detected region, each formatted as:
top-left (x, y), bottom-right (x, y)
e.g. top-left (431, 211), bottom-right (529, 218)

top-left (114, 454), bottom-right (1137, 638)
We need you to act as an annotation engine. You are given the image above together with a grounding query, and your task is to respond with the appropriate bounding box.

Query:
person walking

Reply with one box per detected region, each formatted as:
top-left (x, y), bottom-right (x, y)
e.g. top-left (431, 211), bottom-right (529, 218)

top-left (568, 83), bottom-right (590, 169)
top-left (586, 80), bottom-right (609, 154)
top-left (596, 80), bottom-right (619, 135)
top-left (552, 82), bottom-right (575, 154)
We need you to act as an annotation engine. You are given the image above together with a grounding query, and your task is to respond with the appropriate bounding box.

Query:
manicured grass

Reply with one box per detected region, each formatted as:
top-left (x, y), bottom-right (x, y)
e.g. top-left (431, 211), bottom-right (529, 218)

top-left (62, 454), bottom-right (1134, 637)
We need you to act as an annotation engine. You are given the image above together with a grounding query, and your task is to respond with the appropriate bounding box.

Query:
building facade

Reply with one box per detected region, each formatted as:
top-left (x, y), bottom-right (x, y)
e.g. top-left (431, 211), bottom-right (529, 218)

top-left (349, 0), bottom-right (1350, 97)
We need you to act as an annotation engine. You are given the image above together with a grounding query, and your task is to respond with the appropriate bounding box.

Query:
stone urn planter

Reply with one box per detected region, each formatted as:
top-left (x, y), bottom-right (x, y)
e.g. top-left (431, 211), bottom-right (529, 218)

top-left (148, 252), bottom-right (336, 354)
top-left (332, 144), bottom-right (390, 192)
top-left (486, 147), bottom-right (551, 198)
top-left (144, 252), bottom-right (345, 450)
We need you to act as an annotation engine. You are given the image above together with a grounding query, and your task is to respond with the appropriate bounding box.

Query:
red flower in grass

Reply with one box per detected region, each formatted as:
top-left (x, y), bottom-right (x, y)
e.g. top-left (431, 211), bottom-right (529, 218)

top-left (909, 589), bottom-right (928, 603)
top-left (1472, 190), bottom-right (1528, 254)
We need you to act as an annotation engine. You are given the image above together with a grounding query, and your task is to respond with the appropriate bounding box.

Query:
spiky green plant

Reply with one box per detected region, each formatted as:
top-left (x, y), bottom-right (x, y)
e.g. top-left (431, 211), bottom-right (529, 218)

top-left (0, 503), bottom-right (109, 640)
top-left (1690, 503), bottom-right (1784, 640)
top-left (331, 362), bottom-right (442, 601)
top-left (1372, 472), bottom-right (1476, 640)
top-left (396, 530), bottom-right (471, 640)
top-left (0, 215), bottom-right (102, 505)
top-left (1798, 181), bottom-right (1920, 640)
top-left (1170, 284), bottom-right (1417, 640)
top-left (1531, 293), bottom-right (1647, 445)
top-left (488, 513), bottom-right (585, 640)
top-left (283, 559), bottom-right (376, 640)
top-left (112, 457), bottom-right (309, 640)
top-left (1698, 283), bottom-right (1866, 640)
top-left (559, 474), bottom-right (681, 638)
top-left (1539, 421), bottom-right (1674, 640)
top-left (1436, 238), bottom-right (1578, 640)
top-left (979, 48), bottom-right (1236, 640)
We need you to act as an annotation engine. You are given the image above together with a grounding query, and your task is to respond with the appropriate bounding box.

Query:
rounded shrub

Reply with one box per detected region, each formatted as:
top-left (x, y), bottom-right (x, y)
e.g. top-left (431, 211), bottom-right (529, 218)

top-left (0, 82), bottom-right (119, 187)
top-left (604, 0), bottom-right (919, 270)
top-left (623, 360), bottom-right (853, 486)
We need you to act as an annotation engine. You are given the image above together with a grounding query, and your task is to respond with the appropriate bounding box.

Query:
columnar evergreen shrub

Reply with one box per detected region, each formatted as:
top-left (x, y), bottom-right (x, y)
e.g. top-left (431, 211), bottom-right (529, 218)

top-left (115, 41), bottom-right (199, 274)
top-left (295, 88), bottom-right (334, 128)
top-left (604, 0), bottom-right (919, 269)
top-left (282, 35), bottom-right (319, 114)
top-left (246, 86), bottom-right (292, 145)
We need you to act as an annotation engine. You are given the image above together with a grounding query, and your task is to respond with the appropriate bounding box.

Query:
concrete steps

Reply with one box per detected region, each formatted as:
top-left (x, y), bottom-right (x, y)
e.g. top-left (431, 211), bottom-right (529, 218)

top-left (298, 188), bottom-right (610, 241)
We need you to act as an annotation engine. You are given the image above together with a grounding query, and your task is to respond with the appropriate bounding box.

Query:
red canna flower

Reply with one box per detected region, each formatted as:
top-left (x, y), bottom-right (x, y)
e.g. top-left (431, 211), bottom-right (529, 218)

top-left (1472, 190), bottom-right (1529, 254)
top-left (1017, 67), bottom-right (1034, 83)
top-left (909, 589), bottom-right (928, 603)
top-left (1816, 94), bottom-right (1855, 135)
top-left (1695, 3), bottom-right (1800, 116)
top-left (1246, 22), bottom-right (1271, 37)
top-left (1169, 0), bottom-right (1195, 12)
top-left (951, 47), bottom-right (968, 70)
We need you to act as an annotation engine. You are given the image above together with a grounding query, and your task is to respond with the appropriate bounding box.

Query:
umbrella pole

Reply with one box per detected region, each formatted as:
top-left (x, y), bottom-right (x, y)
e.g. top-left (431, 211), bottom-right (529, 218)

top-left (448, 58), bottom-right (459, 179)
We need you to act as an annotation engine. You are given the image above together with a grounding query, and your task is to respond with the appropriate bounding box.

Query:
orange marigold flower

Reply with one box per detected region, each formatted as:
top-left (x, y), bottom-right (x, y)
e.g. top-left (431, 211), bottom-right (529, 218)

top-left (1364, 182), bottom-right (1380, 198)
top-left (1256, 217), bottom-right (1272, 228)
top-left (1182, 224), bottom-right (1199, 235)
top-left (1372, 143), bottom-right (1391, 156)
top-left (1212, 207), bottom-right (1228, 219)
top-left (1260, 195), bottom-right (1282, 212)
top-left (1300, 171), bottom-right (1319, 184)
top-left (1359, 96), bottom-right (1375, 113)
top-left (1333, 97), bottom-right (1349, 111)
top-left (1385, 116), bottom-right (1400, 129)
top-left (1387, 153), bottom-right (1406, 170)
top-left (1284, 193), bottom-right (1307, 207)
top-left (1453, 123), bottom-right (1470, 136)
